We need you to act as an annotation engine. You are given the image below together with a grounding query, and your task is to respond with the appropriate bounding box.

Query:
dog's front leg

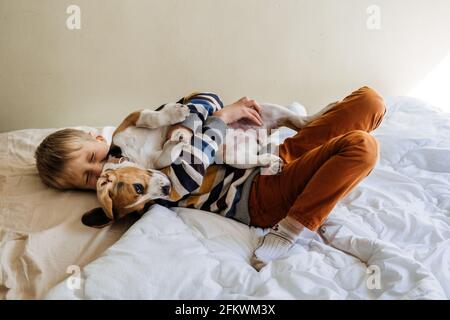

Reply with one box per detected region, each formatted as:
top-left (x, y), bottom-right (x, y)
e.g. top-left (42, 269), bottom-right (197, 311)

top-left (152, 140), bottom-right (188, 169)
top-left (167, 125), bottom-right (193, 144)
top-left (151, 125), bottom-right (193, 169)
top-left (136, 103), bottom-right (191, 129)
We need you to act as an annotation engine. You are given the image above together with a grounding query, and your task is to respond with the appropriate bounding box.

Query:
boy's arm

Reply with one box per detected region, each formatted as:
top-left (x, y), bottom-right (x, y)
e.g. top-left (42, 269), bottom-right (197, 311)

top-left (160, 115), bottom-right (227, 201)
top-left (177, 92), bottom-right (224, 134)
top-left (158, 93), bottom-right (265, 202)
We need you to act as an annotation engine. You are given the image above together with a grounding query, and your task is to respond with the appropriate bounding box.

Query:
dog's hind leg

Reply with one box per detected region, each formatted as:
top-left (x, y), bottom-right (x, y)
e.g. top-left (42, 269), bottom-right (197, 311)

top-left (256, 153), bottom-right (284, 175)
top-left (259, 103), bottom-right (305, 130)
top-left (283, 101), bottom-right (339, 130)
top-left (286, 102), bottom-right (307, 116)
top-left (223, 151), bottom-right (284, 174)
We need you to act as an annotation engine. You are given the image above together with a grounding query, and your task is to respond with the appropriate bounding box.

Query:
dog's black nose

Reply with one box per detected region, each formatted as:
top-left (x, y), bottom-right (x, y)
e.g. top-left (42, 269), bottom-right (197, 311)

top-left (162, 185), bottom-right (170, 195)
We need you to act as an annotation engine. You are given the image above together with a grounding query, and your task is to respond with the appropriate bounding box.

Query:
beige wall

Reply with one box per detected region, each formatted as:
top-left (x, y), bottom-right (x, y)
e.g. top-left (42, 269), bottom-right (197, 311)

top-left (1, 0), bottom-right (450, 132)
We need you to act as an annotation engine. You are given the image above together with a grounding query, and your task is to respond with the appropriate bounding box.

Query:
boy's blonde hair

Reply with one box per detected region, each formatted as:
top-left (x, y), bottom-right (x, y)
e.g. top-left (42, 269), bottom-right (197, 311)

top-left (34, 128), bottom-right (94, 189)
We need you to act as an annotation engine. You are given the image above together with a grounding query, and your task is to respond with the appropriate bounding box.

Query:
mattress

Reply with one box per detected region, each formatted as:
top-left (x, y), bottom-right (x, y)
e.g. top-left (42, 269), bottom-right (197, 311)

top-left (1, 97), bottom-right (450, 299)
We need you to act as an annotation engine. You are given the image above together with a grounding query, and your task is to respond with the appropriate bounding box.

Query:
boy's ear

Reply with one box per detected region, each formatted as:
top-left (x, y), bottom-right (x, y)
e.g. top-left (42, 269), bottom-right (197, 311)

top-left (82, 207), bottom-right (113, 228)
top-left (95, 135), bottom-right (106, 142)
top-left (88, 131), bottom-right (105, 142)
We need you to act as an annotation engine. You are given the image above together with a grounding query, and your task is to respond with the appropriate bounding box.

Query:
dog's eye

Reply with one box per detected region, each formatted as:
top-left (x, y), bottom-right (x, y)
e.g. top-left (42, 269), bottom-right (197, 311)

top-left (133, 183), bottom-right (144, 195)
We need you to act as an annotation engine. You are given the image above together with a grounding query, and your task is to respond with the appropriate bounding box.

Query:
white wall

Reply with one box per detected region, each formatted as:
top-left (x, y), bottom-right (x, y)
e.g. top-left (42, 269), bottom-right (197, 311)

top-left (1, 0), bottom-right (450, 132)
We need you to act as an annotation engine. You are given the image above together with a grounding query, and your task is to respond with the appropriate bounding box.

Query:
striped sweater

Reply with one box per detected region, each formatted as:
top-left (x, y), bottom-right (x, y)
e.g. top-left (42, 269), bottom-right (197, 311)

top-left (155, 92), bottom-right (258, 224)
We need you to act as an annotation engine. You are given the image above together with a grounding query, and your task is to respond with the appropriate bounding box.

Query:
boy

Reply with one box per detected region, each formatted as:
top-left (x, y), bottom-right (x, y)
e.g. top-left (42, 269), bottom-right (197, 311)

top-left (35, 87), bottom-right (386, 270)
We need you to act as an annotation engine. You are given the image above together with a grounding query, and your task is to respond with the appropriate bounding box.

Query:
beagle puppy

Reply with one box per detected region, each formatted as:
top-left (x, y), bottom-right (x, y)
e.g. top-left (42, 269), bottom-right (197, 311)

top-left (82, 100), bottom-right (338, 228)
top-left (82, 161), bottom-right (170, 228)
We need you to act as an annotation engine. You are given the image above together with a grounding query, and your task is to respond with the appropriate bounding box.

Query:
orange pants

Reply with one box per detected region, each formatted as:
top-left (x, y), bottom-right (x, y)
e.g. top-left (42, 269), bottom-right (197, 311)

top-left (248, 86), bottom-right (386, 231)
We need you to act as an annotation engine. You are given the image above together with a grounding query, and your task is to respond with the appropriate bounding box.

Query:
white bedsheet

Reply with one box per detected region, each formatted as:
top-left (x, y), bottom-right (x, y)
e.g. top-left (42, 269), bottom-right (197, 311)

top-left (39, 97), bottom-right (450, 299)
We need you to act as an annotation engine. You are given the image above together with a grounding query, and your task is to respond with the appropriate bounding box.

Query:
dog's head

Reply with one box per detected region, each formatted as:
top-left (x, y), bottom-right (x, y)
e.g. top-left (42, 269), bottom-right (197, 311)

top-left (82, 161), bottom-right (171, 228)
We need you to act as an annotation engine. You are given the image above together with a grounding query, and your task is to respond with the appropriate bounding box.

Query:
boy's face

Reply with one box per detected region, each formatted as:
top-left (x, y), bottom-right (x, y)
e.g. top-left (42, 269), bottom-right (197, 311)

top-left (65, 133), bottom-right (110, 190)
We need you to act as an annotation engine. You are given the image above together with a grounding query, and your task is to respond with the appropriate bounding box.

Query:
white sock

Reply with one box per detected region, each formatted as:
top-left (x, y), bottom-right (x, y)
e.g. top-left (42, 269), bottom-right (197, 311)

top-left (251, 217), bottom-right (304, 271)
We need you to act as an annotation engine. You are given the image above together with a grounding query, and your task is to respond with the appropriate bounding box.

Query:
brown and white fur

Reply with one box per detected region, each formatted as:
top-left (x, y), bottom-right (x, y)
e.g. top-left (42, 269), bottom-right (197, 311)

top-left (82, 101), bottom-right (337, 228)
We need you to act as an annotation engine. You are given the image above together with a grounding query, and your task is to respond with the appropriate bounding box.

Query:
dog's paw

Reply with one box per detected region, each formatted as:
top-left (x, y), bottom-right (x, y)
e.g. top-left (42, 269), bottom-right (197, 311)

top-left (169, 127), bottom-right (192, 144)
top-left (258, 154), bottom-right (284, 175)
top-left (267, 156), bottom-right (284, 175)
top-left (164, 103), bottom-right (191, 124)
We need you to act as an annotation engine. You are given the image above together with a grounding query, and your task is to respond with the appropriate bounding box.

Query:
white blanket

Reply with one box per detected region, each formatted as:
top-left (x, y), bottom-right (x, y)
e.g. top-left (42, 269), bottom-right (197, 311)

top-left (45, 97), bottom-right (450, 299)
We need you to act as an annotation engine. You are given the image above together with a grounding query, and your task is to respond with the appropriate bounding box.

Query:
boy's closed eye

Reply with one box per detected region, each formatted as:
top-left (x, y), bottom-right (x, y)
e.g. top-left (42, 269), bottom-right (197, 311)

top-left (85, 171), bottom-right (90, 185)
top-left (85, 153), bottom-right (95, 185)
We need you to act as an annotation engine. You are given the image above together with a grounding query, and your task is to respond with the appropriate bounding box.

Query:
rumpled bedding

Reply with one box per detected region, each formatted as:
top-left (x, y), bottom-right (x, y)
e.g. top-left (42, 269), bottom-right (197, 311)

top-left (1, 97), bottom-right (449, 299)
top-left (0, 126), bottom-right (134, 299)
top-left (45, 97), bottom-right (450, 299)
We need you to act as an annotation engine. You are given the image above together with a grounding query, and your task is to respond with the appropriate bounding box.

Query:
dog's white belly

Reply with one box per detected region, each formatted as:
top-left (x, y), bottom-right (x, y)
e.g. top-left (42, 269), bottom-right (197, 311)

top-left (217, 129), bottom-right (262, 166)
top-left (110, 101), bottom-right (329, 172)
top-left (113, 126), bottom-right (166, 168)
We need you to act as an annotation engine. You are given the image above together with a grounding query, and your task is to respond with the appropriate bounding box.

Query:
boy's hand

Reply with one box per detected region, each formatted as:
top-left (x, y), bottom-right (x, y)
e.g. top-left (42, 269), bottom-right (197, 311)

top-left (214, 97), bottom-right (263, 126)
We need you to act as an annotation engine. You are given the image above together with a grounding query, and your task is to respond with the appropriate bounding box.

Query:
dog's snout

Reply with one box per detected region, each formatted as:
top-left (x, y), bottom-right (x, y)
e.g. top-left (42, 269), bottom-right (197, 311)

top-left (162, 185), bottom-right (170, 196)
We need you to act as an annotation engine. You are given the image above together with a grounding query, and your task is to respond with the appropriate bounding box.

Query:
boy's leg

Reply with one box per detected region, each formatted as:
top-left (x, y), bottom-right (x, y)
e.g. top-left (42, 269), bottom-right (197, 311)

top-left (250, 130), bottom-right (379, 229)
top-left (249, 85), bottom-right (386, 229)
top-left (249, 86), bottom-right (386, 269)
top-left (249, 130), bottom-right (379, 269)
top-left (278, 86), bottom-right (386, 164)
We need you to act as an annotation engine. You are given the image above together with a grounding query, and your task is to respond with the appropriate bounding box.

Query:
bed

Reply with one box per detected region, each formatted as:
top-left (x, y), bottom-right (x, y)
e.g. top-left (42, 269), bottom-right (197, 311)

top-left (1, 97), bottom-right (449, 300)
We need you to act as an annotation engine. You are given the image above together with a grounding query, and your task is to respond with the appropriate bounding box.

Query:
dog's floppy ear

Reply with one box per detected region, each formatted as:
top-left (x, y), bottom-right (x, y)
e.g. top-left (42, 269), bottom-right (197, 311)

top-left (82, 207), bottom-right (113, 228)
top-left (97, 185), bottom-right (114, 220)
